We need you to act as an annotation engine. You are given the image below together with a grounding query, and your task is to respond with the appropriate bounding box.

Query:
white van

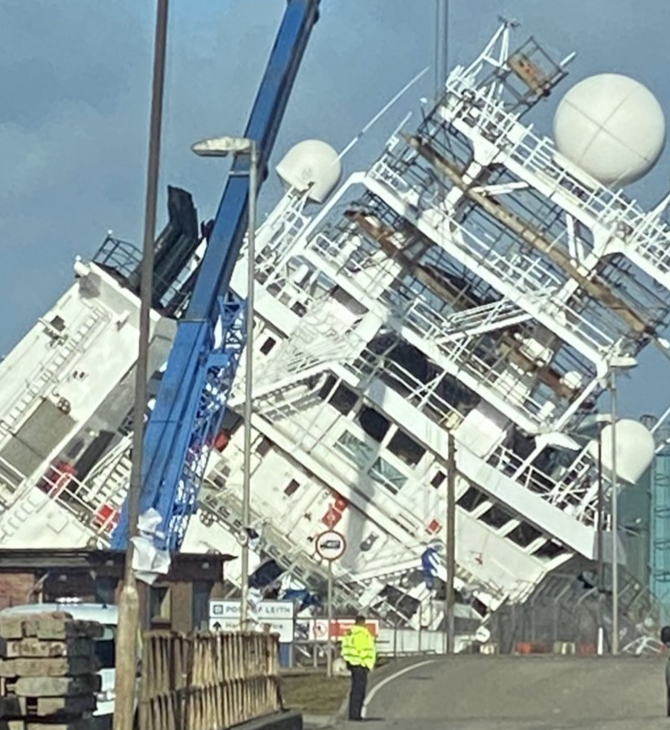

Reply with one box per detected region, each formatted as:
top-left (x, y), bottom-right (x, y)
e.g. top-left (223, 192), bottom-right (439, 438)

top-left (0, 601), bottom-right (119, 716)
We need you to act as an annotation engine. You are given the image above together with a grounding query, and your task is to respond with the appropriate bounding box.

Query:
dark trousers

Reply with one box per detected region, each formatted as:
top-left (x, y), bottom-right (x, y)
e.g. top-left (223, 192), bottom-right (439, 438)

top-left (348, 665), bottom-right (369, 720)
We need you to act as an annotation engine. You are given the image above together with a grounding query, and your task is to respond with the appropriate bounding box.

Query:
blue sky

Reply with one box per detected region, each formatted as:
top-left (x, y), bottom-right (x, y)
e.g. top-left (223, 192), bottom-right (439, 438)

top-left (1, 0), bottom-right (670, 419)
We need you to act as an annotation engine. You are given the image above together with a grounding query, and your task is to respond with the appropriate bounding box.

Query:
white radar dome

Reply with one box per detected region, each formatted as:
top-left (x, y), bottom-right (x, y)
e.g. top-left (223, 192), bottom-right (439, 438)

top-left (587, 419), bottom-right (655, 486)
top-left (553, 74), bottom-right (666, 187)
top-left (276, 139), bottom-right (342, 203)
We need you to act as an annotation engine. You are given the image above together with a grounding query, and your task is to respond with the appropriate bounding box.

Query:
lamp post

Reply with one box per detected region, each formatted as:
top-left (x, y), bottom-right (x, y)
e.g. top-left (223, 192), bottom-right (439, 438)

top-left (607, 353), bottom-right (636, 655)
top-left (114, 2), bottom-right (169, 730)
top-left (191, 135), bottom-right (259, 629)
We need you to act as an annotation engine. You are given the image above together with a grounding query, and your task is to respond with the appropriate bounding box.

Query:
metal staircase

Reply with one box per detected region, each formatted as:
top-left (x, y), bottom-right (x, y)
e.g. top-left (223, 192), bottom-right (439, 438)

top-left (0, 308), bottom-right (106, 435)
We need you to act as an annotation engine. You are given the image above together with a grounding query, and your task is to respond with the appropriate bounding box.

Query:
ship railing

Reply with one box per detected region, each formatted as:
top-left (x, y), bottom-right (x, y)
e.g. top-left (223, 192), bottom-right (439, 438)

top-left (487, 443), bottom-right (598, 526)
top-left (345, 348), bottom-right (466, 432)
top-left (204, 451), bottom-right (504, 612)
top-left (366, 160), bottom-right (617, 358)
top-left (0, 458), bottom-right (118, 543)
top-left (201, 463), bottom-right (369, 605)
top-left (308, 229), bottom-right (567, 428)
top-left (252, 389), bottom-right (431, 536)
top-left (436, 297), bottom-right (531, 335)
top-left (255, 199), bottom-right (310, 276)
top-left (0, 456), bottom-right (25, 509)
top-left (446, 88), bottom-right (670, 282)
top-left (258, 258), bottom-right (318, 316)
top-left (386, 295), bottom-right (556, 425)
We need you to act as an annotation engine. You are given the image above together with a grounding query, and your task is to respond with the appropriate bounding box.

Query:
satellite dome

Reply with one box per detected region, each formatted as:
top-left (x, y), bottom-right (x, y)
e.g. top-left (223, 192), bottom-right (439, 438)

top-left (276, 139), bottom-right (342, 203)
top-left (553, 74), bottom-right (666, 187)
top-left (588, 419), bottom-right (655, 486)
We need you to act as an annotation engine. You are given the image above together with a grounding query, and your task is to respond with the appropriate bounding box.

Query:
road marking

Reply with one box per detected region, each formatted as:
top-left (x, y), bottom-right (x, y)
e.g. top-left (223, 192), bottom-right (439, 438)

top-left (362, 659), bottom-right (437, 718)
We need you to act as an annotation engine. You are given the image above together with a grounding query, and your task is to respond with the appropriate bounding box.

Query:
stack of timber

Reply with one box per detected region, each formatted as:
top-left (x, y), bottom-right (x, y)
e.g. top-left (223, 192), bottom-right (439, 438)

top-left (0, 612), bottom-right (103, 730)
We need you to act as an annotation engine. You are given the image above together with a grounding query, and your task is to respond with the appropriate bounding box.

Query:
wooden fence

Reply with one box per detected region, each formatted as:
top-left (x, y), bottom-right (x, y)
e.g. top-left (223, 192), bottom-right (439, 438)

top-left (140, 631), bottom-right (282, 730)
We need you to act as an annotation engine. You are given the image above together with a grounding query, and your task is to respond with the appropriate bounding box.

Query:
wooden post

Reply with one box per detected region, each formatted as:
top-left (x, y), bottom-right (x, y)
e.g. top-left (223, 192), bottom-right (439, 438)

top-left (446, 432), bottom-right (457, 654)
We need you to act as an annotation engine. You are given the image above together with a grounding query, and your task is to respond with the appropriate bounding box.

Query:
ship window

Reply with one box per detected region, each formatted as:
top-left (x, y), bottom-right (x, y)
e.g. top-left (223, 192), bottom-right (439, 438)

top-left (330, 383), bottom-right (357, 415)
top-left (49, 315), bottom-right (66, 332)
top-left (260, 337), bottom-right (276, 355)
top-left (457, 486), bottom-right (487, 512)
top-left (369, 457), bottom-right (406, 495)
top-left (478, 504), bottom-right (514, 529)
top-left (318, 375), bottom-right (337, 401)
top-left (388, 430), bottom-right (425, 466)
top-left (221, 410), bottom-right (242, 435)
top-left (256, 437), bottom-right (272, 457)
top-left (507, 522), bottom-right (543, 547)
top-left (357, 406), bottom-right (389, 442)
top-left (284, 479), bottom-right (300, 496)
top-left (532, 540), bottom-right (565, 559)
top-left (431, 471), bottom-right (446, 489)
top-left (336, 431), bottom-right (374, 469)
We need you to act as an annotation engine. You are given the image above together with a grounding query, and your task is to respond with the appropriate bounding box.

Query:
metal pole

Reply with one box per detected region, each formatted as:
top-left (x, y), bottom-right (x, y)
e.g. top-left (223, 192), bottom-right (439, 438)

top-left (113, 2), bottom-right (168, 730)
top-left (610, 370), bottom-right (620, 655)
top-left (596, 431), bottom-right (605, 655)
top-left (327, 560), bottom-right (333, 677)
top-left (445, 432), bottom-right (456, 654)
top-left (240, 142), bottom-right (258, 630)
top-left (435, 0), bottom-right (449, 99)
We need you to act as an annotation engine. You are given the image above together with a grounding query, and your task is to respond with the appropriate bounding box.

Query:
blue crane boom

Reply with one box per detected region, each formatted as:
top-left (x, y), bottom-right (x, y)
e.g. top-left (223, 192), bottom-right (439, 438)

top-left (112, 0), bottom-right (322, 551)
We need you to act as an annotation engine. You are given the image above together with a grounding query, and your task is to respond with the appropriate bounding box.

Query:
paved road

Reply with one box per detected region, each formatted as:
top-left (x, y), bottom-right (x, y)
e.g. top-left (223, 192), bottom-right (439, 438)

top-left (356, 655), bottom-right (669, 729)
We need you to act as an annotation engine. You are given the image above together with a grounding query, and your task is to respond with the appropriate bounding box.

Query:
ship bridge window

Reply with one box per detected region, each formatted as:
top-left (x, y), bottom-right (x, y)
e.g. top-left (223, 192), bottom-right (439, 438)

top-left (335, 431), bottom-right (407, 495)
top-left (507, 521), bottom-right (543, 547)
top-left (388, 429), bottom-right (425, 466)
top-left (369, 457), bottom-right (406, 495)
top-left (331, 382), bottom-right (358, 415)
top-left (532, 540), bottom-right (565, 560)
top-left (457, 486), bottom-right (487, 512)
top-left (336, 431), bottom-right (375, 469)
top-left (478, 504), bottom-right (514, 529)
top-left (357, 406), bottom-right (389, 442)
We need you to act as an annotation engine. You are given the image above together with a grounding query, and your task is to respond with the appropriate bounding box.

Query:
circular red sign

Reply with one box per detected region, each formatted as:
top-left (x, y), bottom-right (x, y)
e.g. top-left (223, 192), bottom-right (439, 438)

top-left (315, 530), bottom-right (347, 561)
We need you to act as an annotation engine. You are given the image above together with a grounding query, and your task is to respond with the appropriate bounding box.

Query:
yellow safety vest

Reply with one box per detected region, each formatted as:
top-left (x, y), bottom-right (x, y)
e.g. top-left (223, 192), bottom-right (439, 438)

top-left (341, 625), bottom-right (376, 670)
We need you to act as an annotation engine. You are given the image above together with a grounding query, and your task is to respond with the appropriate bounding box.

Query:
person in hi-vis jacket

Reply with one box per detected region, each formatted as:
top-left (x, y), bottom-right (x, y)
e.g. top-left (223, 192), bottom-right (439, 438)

top-left (341, 616), bottom-right (377, 721)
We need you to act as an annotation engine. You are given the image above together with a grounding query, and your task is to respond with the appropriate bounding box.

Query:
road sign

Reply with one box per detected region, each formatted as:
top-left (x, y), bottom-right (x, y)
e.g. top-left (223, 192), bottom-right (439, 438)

top-left (315, 530), bottom-right (347, 561)
top-left (208, 600), bottom-right (294, 643)
top-left (257, 601), bottom-right (295, 619)
top-left (209, 600), bottom-right (242, 619)
top-left (303, 618), bottom-right (380, 642)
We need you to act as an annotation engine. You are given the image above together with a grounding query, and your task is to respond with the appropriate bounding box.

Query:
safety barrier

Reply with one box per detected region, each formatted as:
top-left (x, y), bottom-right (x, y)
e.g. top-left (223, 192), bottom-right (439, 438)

top-left (140, 630), bottom-right (282, 730)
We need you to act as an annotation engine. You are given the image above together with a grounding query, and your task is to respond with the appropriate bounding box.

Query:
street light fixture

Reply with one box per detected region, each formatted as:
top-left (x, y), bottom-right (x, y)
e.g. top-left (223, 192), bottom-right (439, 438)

top-left (192, 135), bottom-right (259, 629)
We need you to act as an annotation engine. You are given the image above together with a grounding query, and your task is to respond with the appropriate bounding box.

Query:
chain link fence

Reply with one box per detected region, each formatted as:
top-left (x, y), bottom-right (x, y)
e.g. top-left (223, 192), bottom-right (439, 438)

top-left (490, 563), bottom-right (665, 655)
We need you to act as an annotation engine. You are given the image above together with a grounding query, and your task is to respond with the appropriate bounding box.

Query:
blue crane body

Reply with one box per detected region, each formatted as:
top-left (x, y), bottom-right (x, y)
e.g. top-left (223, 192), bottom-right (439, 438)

top-left (113, 0), bottom-right (322, 551)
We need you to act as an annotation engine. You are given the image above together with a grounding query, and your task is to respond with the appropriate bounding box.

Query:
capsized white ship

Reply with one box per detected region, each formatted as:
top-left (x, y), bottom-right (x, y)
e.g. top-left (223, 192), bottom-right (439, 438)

top-left (1, 23), bottom-right (670, 632)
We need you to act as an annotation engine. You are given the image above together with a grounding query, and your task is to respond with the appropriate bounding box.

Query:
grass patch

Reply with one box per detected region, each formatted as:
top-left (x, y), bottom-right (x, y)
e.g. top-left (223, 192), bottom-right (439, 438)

top-left (280, 674), bottom-right (350, 715)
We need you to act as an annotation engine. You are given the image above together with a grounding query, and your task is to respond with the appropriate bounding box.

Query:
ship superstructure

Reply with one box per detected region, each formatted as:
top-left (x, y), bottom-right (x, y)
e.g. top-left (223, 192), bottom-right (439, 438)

top-left (1, 24), bottom-right (669, 632)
